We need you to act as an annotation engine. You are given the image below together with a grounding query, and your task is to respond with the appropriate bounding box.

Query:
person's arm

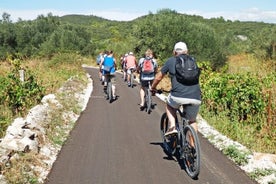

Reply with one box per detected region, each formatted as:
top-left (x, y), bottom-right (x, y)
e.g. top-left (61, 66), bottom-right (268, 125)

top-left (135, 58), bottom-right (138, 68)
top-left (114, 58), bottom-right (117, 69)
top-left (154, 60), bottom-right (158, 73)
top-left (151, 71), bottom-right (164, 90)
top-left (136, 59), bottom-right (142, 74)
top-left (124, 57), bottom-right (128, 69)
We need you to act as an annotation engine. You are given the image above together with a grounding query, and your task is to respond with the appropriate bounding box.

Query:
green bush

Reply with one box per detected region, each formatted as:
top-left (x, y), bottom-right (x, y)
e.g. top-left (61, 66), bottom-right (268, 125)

top-left (201, 65), bottom-right (266, 123)
top-left (199, 62), bottom-right (275, 153)
top-left (2, 59), bottom-right (45, 116)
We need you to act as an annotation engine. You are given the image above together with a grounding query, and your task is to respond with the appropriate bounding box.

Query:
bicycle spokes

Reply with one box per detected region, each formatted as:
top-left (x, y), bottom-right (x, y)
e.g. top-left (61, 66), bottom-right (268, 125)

top-left (182, 125), bottom-right (200, 179)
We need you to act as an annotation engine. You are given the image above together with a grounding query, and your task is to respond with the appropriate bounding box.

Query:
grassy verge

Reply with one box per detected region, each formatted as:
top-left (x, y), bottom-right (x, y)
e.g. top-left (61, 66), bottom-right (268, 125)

top-left (0, 53), bottom-right (93, 136)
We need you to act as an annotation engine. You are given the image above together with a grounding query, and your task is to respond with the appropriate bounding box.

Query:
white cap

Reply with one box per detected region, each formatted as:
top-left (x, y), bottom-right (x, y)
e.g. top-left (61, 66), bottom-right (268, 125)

top-left (129, 52), bottom-right (133, 55)
top-left (174, 42), bottom-right (188, 52)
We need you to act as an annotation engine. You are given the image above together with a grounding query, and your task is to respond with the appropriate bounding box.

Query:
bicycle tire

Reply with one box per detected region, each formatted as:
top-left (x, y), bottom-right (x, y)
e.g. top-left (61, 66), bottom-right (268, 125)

top-left (160, 113), bottom-right (177, 156)
top-left (130, 73), bottom-right (134, 88)
top-left (146, 88), bottom-right (152, 113)
top-left (107, 81), bottom-right (112, 103)
top-left (181, 125), bottom-right (201, 179)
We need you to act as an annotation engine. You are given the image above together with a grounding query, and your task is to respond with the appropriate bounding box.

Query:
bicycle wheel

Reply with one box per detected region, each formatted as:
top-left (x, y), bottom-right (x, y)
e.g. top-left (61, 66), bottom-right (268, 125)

top-left (160, 113), bottom-right (177, 156)
top-left (181, 125), bottom-right (200, 179)
top-left (145, 88), bottom-right (152, 113)
top-left (107, 81), bottom-right (113, 103)
top-left (130, 72), bottom-right (134, 88)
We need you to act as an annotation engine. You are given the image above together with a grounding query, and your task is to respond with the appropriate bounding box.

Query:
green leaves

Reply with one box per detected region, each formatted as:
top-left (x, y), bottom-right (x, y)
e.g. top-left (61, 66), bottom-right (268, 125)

top-left (223, 145), bottom-right (250, 166)
top-left (201, 67), bottom-right (266, 123)
top-left (2, 59), bottom-right (45, 116)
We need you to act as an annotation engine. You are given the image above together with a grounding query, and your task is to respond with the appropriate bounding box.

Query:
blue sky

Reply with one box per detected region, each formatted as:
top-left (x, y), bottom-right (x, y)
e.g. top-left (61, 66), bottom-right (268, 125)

top-left (1, 0), bottom-right (276, 23)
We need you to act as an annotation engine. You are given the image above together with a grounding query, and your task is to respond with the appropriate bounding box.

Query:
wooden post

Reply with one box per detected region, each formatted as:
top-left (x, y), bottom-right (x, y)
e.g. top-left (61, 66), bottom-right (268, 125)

top-left (19, 69), bottom-right (25, 82)
top-left (267, 90), bottom-right (272, 128)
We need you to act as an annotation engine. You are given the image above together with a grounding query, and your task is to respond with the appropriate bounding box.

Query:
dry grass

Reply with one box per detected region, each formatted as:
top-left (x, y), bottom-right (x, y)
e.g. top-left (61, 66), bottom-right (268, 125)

top-left (216, 53), bottom-right (276, 153)
top-left (0, 61), bottom-right (12, 76)
top-left (227, 53), bottom-right (275, 76)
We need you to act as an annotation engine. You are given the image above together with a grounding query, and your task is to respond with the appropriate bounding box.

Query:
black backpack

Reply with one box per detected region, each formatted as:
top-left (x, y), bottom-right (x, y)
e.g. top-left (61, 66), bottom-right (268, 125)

top-left (175, 54), bottom-right (200, 85)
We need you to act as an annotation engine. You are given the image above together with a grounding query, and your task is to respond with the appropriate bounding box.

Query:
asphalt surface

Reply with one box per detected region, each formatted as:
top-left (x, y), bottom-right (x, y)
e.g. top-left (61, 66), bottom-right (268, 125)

top-left (45, 67), bottom-right (257, 184)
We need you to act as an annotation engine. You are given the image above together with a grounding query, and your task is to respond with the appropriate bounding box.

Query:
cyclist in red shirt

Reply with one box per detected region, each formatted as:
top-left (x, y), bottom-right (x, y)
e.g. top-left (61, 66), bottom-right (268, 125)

top-left (125, 52), bottom-right (137, 87)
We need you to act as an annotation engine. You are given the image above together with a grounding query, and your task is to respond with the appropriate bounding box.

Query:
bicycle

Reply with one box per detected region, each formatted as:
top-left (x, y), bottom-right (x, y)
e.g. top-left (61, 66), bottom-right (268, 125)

top-left (160, 103), bottom-right (201, 179)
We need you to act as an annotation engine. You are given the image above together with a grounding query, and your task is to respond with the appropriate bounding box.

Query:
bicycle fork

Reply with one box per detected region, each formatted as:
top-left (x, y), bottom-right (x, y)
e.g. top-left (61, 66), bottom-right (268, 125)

top-left (177, 123), bottom-right (186, 160)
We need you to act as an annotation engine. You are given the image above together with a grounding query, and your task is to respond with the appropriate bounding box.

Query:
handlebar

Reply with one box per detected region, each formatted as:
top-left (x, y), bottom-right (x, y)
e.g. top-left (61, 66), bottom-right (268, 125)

top-left (151, 88), bottom-right (167, 96)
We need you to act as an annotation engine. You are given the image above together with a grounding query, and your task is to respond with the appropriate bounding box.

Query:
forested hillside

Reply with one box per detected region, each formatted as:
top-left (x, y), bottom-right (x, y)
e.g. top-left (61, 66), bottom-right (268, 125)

top-left (1, 10), bottom-right (275, 67)
top-left (0, 9), bottom-right (275, 154)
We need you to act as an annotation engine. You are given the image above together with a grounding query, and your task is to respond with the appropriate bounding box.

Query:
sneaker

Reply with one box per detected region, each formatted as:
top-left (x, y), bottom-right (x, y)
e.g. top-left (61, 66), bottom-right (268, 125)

top-left (127, 82), bottom-right (131, 87)
top-left (139, 104), bottom-right (145, 111)
top-left (113, 96), bottom-right (117, 100)
top-left (165, 127), bottom-right (177, 136)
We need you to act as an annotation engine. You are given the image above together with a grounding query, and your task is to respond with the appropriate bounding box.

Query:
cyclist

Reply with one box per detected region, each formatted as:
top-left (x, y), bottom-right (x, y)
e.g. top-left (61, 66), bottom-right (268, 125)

top-left (151, 41), bottom-right (201, 136)
top-left (100, 50), bottom-right (108, 85)
top-left (100, 50), bottom-right (117, 100)
top-left (125, 51), bottom-right (137, 87)
top-left (121, 53), bottom-right (128, 82)
top-left (137, 49), bottom-right (158, 110)
top-left (97, 51), bottom-right (104, 81)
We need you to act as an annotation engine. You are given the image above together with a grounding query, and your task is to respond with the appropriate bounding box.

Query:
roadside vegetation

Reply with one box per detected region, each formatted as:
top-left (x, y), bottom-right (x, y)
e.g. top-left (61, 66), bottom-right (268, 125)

top-left (0, 9), bottom-right (275, 183)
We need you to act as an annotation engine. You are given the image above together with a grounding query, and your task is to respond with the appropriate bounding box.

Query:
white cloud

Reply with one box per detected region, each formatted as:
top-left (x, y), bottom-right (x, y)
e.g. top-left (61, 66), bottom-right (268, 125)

top-left (237, 8), bottom-right (276, 23)
top-left (0, 9), bottom-right (69, 21)
top-left (184, 8), bottom-right (276, 23)
top-left (0, 9), bottom-right (145, 22)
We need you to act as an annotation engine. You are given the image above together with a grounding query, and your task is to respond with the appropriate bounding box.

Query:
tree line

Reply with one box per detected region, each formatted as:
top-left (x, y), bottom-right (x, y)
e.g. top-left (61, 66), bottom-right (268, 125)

top-left (0, 9), bottom-right (275, 70)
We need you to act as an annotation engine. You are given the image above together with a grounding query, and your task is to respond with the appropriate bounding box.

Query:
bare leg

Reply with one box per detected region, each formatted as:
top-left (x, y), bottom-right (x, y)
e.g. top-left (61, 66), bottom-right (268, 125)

top-left (189, 121), bottom-right (198, 132)
top-left (166, 104), bottom-right (176, 129)
top-left (127, 74), bottom-right (130, 83)
top-left (123, 71), bottom-right (126, 81)
top-left (188, 120), bottom-right (198, 148)
top-left (102, 75), bottom-right (105, 84)
top-left (140, 87), bottom-right (145, 106)
top-left (112, 85), bottom-right (116, 99)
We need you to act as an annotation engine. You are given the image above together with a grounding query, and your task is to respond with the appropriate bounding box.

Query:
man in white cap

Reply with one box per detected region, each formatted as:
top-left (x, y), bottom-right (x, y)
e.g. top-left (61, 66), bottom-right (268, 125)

top-left (151, 41), bottom-right (201, 136)
top-left (125, 51), bottom-right (137, 87)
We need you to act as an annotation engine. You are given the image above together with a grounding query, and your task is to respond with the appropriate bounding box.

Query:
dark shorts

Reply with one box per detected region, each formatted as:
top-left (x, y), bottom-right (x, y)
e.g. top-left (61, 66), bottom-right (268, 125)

top-left (140, 80), bottom-right (153, 87)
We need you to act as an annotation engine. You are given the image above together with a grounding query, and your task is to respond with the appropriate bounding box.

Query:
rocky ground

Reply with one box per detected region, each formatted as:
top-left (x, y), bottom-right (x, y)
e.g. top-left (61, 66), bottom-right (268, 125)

top-left (0, 68), bottom-right (275, 183)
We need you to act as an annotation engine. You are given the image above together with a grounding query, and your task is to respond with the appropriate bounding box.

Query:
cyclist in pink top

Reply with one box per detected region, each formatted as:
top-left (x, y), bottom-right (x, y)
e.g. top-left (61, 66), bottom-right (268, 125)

top-left (125, 52), bottom-right (137, 87)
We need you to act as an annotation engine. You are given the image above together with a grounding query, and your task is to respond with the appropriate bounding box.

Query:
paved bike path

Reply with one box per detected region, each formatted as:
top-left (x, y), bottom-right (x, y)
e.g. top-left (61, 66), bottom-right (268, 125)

top-left (45, 67), bottom-right (257, 184)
